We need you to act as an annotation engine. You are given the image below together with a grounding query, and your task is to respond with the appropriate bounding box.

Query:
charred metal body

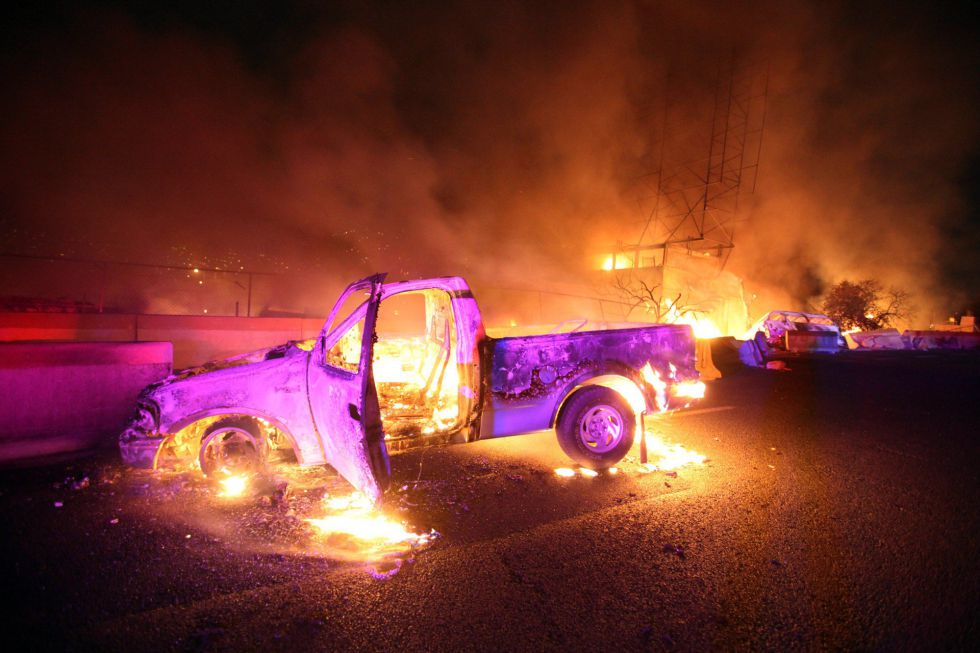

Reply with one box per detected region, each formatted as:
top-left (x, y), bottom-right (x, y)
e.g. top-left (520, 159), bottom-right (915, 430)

top-left (482, 325), bottom-right (696, 438)
top-left (120, 274), bottom-right (702, 502)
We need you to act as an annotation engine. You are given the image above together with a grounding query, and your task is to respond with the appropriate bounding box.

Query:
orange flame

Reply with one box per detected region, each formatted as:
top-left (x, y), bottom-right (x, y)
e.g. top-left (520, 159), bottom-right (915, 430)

top-left (642, 362), bottom-right (707, 409)
top-left (373, 337), bottom-right (461, 434)
top-left (553, 466), bottom-right (612, 478)
top-left (216, 474), bottom-right (249, 498)
top-left (662, 304), bottom-right (723, 339)
top-left (672, 380), bottom-right (706, 399)
top-left (305, 492), bottom-right (435, 561)
top-left (600, 253), bottom-right (635, 271)
top-left (641, 363), bottom-right (668, 412)
top-left (640, 431), bottom-right (706, 471)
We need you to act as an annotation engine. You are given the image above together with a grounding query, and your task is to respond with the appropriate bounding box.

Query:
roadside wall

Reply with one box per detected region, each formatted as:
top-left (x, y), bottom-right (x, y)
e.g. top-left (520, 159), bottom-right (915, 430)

top-left (903, 330), bottom-right (980, 350)
top-left (0, 342), bottom-right (173, 462)
top-left (0, 312), bottom-right (324, 368)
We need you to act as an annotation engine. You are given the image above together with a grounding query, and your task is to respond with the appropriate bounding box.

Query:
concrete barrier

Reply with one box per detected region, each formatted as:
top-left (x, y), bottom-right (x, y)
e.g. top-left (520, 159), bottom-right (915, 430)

top-left (847, 328), bottom-right (907, 350)
top-left (0, 312), bottom-right (323, 368)
top-left (903, 330), bottom-right (980, 350)
top-left (135, 314), bottom-right (322, 368)
top-left (0, 342), bottom-right (172, 462)
top-left (0, 312), bottom-right (138, 343)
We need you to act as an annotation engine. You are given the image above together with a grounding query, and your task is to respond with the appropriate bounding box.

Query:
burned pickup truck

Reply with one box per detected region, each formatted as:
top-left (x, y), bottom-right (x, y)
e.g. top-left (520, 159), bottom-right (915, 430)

top-left (120, 274), bottom-right (703, 502)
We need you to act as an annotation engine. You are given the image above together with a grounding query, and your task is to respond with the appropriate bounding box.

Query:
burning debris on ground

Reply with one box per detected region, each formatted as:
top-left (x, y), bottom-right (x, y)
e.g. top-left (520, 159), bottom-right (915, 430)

top-left (5, 419), bottom-right (712, 580)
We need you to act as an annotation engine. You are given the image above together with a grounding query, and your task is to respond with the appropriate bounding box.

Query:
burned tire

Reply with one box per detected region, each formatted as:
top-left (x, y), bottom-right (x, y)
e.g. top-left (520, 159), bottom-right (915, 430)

top-left (556, 386), bottom-right (635, 469)
top-left (199, 418), bottom-right (265, 477)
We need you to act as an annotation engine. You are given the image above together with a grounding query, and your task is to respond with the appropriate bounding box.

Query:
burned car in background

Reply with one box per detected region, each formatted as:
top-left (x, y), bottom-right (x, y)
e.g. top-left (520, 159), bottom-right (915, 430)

top-left (120, 274), bottom-right (703, 502)
top-left (746, 310), bottom-right (845, 355)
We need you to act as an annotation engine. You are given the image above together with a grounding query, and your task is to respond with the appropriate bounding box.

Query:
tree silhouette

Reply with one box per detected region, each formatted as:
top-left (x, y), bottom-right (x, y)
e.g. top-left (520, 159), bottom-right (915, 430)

top-left (822, 279), bottom-right (914, 330)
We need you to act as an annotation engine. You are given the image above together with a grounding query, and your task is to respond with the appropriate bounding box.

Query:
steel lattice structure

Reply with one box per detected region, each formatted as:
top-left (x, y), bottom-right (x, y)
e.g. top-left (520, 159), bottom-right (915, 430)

top-left (608, 55), bottom-right (769, 272)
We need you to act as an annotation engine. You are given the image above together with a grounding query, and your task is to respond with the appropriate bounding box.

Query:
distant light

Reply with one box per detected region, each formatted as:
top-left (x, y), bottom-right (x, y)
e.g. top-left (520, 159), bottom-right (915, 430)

top-left (193, 268), bottom-right (200, 273)
top-left (203, 309), bottom-right (208, 314)
top-left (198, 280), bottom-right (203, 285)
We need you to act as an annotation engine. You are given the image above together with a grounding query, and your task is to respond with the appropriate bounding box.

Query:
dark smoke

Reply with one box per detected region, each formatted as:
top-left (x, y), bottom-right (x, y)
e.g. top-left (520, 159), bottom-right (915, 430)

top-left (1, 1), bottom-right (977, 322)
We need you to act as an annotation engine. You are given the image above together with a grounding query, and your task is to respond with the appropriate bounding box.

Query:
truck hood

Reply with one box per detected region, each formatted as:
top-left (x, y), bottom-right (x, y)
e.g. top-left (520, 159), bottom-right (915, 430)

top-left (141, 340), bottom-right (316, 435)
top-left (160, 339), bottom-right (316, 385)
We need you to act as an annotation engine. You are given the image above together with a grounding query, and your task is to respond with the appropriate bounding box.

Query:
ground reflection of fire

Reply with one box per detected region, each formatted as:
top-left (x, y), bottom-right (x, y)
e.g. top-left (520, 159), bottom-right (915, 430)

top-left (305, 492), bottom-right (438, 576)
top-left (553, 466), bottom-right (616, 478)
top-left (639, 430), bottom-right (706, 471)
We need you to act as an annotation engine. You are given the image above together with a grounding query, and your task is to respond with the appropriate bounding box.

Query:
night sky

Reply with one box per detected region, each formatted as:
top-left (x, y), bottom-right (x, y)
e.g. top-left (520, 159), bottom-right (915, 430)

top-left (1, 1), bottom-right (978, 318)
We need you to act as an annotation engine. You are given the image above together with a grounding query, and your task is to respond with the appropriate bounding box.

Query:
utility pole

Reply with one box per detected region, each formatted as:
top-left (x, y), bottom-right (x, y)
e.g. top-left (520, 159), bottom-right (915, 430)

top-left (247, 272), bottom-right (253, 318)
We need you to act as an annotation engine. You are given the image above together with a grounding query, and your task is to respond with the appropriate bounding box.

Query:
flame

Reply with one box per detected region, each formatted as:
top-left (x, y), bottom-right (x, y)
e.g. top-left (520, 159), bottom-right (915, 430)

top-left (305, 492), bottom-right (435, 559)
top-left (641, 431), bottom-right (706, 470)
top-left (600, 253), bottom-right (635, 271)
top-left (642, 362), bottom-right (707, 409)
top-left (662, 303), bottom-right (722, 339)
top-left (216, 474), bottom-right (248, 498)
top-left (553, 466), bottom-right (606, 478)
top-left (373, 336), bottom-right (461, 434)
top-left (672, 380), bottom-right (706, 399)
top-left (641, 363), bottom-right (669, 412)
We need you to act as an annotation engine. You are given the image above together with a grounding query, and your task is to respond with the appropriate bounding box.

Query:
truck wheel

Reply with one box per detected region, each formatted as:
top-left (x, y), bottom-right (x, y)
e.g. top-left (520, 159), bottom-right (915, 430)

top-left (199, 418), bottom-right (265, 477)
top-left (556, 386), bottom-right (636, 469)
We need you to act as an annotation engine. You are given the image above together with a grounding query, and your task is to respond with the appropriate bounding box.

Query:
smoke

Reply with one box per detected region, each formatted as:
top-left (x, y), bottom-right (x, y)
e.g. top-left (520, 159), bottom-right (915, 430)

top-left (1, 1), bottom-right (977, 321)
top-left (735, 3), bottom-right (980, 321)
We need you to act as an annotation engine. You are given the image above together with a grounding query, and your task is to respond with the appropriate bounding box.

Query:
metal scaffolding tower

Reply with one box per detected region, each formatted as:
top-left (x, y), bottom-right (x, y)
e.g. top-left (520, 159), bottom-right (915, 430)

top-left (608, 54), bottom-right (769, 272)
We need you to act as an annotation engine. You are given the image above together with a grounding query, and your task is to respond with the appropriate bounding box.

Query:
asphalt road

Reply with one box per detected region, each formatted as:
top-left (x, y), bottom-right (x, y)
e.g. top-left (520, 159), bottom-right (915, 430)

top-left (2, 350), bottom-right (978, 651)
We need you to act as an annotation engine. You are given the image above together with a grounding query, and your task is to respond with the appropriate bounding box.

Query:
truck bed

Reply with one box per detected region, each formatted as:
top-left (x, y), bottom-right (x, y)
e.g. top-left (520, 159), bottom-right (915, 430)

top-left (481, 324), bottom-right (697, 437)
top-left (485, 320), bottom-right (659, 338)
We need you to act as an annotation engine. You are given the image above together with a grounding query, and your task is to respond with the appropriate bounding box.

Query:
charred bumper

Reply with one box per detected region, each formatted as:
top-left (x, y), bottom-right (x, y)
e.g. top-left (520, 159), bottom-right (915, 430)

top-left (119, 427), bottom-right (166, 468)
top-left (119, 401), bottom-right (164, 468)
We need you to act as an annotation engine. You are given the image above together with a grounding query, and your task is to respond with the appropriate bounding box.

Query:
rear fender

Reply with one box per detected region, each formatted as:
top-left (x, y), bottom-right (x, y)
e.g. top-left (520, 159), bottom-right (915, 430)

top-left (549, 363), bottom-right (652, 428)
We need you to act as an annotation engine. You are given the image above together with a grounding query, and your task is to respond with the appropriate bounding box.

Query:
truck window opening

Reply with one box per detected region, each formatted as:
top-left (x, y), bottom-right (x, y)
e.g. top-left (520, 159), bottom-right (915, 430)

top-left (373, 289), bottom-right (461, 449)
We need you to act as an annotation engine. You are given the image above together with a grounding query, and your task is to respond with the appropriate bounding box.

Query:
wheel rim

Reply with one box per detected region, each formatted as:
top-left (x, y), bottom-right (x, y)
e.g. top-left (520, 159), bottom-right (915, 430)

top-left (578, 404), bottom-right (624, 453)
top-left (200, 428), bottom-right (259, 476)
